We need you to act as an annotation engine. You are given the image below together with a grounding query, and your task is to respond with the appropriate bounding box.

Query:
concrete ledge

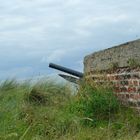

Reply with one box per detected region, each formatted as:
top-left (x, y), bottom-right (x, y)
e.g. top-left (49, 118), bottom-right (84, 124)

top-left (84, 39), bottom-right (140, 72)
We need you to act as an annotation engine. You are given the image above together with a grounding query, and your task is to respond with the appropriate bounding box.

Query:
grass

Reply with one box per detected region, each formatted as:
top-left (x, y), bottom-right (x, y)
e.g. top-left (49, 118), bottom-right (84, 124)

top-left (0, 78), bottom-right (140, 140)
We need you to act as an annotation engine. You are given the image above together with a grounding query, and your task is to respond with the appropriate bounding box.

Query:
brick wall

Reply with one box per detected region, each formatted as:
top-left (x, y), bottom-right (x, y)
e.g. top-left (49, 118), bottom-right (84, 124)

top-left (84, 39), bottom-right (140, 108)
top-left (85, 68), bottom-right (140, 107)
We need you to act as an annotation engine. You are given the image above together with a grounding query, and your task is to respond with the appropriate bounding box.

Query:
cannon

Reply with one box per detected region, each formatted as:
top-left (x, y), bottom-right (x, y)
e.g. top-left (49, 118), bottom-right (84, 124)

top-left (49, 63), bottom-right (83, 83)
top-left (49, 63), bottom-right (83, 78)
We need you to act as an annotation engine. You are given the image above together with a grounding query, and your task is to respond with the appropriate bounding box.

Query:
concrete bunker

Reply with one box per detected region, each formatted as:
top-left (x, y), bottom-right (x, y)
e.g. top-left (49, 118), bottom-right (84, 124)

top-left (84, 39), bottom-right (140, 108)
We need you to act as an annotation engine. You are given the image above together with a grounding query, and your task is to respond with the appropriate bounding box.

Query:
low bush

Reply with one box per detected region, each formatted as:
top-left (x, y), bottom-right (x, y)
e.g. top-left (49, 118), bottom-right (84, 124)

top-left (69, 83), bottom-right (120, 127)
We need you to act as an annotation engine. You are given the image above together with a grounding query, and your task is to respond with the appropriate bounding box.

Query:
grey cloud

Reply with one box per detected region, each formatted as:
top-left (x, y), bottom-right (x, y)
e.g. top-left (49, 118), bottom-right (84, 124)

top-left (0, 0), bottom-right (140, 79)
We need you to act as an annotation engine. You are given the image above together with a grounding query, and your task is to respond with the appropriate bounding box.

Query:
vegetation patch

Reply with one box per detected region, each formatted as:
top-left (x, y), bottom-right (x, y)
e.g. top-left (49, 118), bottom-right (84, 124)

top-left (109, 62), bottom-right (119, 70)
top-left (25, 88), bottom-right (49, 105)
top-left (0, 79), bottom-right (140, 140)
top-left (127, 58), bottom-right (140, 68)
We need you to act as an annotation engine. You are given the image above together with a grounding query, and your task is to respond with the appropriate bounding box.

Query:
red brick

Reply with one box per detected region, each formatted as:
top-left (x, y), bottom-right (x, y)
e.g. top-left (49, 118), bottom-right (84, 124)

top-left (128, 80), bottom-right (133, 86)
top-left (110, 76), bottom-right (115, 80)
top-left (125, 94), bottom-right (130, 98)
top-left (129, 94), bottom-right (140, 100)
top-left (116, 94), bottom-right (128, 100)
top-left (107, 76), bottom-right (110, 81)
top-left (133, 80), bottom-right (138, 86)
top-left (120, 81), bottom-right (129, 86)
top-left (137, 88), bottom-right (140, 93)
top-left (115, 82), bottom-right (120, 87)
top-left (127, 87), bottom-right (136, 93)
top-left (120, 87), bottom-right (128, 92)
top-left (114, 87), bottom-right (121, 93)
top-left (114, 75), bottom-right (119, 80)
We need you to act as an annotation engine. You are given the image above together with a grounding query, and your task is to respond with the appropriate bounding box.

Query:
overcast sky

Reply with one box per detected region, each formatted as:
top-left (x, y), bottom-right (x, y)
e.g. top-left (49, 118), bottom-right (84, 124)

top-left (0, 0), bottom-right (140, 79)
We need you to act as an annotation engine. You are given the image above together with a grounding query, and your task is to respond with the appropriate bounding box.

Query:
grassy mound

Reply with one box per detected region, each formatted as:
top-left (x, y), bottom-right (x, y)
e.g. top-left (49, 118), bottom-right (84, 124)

top-left (0, 79), bottom-right (140, 140)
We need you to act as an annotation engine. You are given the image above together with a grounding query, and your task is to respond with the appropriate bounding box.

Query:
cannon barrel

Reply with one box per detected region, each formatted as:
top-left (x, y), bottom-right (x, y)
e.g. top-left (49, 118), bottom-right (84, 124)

top-left (49, 63), bottom-right (83, 78)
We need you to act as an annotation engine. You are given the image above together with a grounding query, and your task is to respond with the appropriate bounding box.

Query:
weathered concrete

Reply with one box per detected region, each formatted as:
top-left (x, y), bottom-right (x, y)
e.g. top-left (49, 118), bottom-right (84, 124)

top-left (84, 39), bottom-right (140, 73)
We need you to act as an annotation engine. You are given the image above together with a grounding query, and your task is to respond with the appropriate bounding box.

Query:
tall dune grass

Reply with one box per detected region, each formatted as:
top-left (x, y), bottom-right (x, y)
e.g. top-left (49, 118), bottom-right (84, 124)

top-left (0, 79), bottom-right (140, 140)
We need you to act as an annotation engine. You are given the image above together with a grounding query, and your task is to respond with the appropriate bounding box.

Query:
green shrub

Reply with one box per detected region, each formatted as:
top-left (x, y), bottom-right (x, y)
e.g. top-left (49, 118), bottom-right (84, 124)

top-left (127, 58), bottom-right (140, 68)
top-left (69, 84), bottom-right (120, 126)
top-left (109, 62), bottom-right (119, 70)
